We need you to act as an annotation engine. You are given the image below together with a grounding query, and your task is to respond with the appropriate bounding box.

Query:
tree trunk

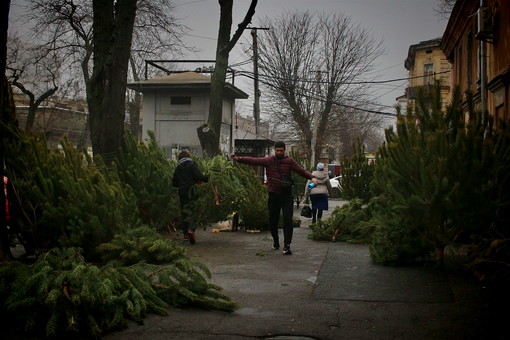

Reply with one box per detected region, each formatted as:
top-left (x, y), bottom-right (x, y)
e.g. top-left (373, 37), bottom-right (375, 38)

top-left (128, 56), bottom-right (141, 140)
top-left (25, 87), bottom-right (58, 130)
top-left (87, 0), bottom-right (137, 161)
top-left (25, 94), bottom-right (36, 130)
top-left (199, 0), bottom-right (233, 157)
top-left (199, 0), bottom-right (258, 157)
top-left (0, 78), bottom-right (15, 261)
top-left (1, 0), bottom-right (13, 261)
top-left (76, 113), bottom-right (90, 151)
top-left (197, 123), bottom-right (220, 156)
top-left (128, 91), bottom-right (141, 140)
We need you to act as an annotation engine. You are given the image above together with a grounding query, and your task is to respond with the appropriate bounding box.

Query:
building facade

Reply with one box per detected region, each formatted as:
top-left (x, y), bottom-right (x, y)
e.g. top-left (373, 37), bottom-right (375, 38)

top-left (13, 93), bottom-right (91, 150)
top-left (128, 71), bottom-right (248, 159)
top-left (235, 114), bottom-right (270, 139)
top-left (403, 37), bottom-right (452, 110)
top-left (440, 0), bottom-right (510, 127)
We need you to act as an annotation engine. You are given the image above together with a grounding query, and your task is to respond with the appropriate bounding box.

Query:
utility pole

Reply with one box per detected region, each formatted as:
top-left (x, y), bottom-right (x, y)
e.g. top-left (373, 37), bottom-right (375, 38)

top-left (311, 70), bottom-right (324, 166)
top-left (247, 27), bottom-right (269, 136)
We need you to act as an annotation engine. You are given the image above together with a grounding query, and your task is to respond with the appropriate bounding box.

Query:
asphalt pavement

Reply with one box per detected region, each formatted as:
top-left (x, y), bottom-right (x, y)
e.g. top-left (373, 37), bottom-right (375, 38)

top-left (105, 199), bottom-right (504, 340)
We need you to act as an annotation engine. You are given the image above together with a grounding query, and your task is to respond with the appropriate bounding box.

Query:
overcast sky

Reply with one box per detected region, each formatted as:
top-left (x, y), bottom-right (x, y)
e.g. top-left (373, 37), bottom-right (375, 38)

top-left (8, 0), bottom-right (449, 125)
top-left (174, 0), bottom-right (449, 123)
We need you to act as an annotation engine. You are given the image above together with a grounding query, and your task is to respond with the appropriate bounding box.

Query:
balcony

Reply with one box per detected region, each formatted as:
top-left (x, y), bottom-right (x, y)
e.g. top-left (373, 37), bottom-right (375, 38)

top-left (406, 84), bottom-right (450, 100)
top-left (405, 85), bottom-right (435, 100)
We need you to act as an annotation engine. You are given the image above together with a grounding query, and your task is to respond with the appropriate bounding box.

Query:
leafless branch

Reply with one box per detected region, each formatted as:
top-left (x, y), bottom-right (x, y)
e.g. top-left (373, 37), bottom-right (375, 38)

top-left (254, 11), bottom-right (385, 162)
top-left (434, 0), bottom-right (456, 20)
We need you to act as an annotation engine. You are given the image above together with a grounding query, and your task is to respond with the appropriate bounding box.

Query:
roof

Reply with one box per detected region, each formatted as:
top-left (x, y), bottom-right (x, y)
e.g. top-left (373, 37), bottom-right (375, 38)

top-left (137, 71), bottom-right (211, 84)
top-left (234, 128), bottom-right (272, 142)
top-left (234, 128), bottom-right (274, 154)
top-left (127, 71), bottom-right (249, 99)
top-left (404, 37), bottom-right (443, 70)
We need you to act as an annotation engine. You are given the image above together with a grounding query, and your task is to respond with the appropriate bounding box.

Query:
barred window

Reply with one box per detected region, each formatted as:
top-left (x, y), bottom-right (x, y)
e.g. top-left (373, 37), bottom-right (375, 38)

top-left (171, 96), bottom-right (191, 105)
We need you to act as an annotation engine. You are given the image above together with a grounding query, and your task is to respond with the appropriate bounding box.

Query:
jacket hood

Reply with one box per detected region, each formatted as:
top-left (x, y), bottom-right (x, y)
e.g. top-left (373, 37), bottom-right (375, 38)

top-left (313, 170), bottom-right (328, 181)
top-left (178, 157), bottom-right (192, 168)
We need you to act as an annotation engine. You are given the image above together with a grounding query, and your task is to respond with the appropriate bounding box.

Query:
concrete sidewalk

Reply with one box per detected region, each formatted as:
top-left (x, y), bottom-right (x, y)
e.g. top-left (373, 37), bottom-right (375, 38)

top-left (106, 200), bottom-right (501, 340)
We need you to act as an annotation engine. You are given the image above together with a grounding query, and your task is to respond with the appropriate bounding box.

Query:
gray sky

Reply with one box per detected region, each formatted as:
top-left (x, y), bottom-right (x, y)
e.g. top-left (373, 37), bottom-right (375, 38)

top-left (174, 0), bottom-right (449, 122)
top-left (8, 0), bottom-right (449, 124)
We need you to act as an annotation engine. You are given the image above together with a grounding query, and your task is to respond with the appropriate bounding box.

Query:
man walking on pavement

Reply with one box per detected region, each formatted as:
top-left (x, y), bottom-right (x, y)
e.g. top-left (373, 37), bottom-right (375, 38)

top-left (172, 149), bottom-right (208, 244)
top-left (231, 141), bottom-right (317, 255)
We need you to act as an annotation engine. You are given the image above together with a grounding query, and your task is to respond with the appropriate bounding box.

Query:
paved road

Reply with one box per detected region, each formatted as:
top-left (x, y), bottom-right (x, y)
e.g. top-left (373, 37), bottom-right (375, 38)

top-left (106, 199), bottom-right (503, 340)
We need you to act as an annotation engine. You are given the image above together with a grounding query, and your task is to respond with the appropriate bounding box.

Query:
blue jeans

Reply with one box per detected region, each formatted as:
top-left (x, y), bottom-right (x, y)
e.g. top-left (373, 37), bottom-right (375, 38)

top-left (268, 192), bottom-right (294, 245)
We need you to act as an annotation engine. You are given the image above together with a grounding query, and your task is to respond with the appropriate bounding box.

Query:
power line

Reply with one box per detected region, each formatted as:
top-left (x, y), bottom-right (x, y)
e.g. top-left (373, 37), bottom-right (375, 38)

top-left (174, 0), bottom-right (209, 7)
top-left (236, 68), bottom-right (452, 116)
top-left (183, 33), bottom-right (217, 41)
top-left (239, 72), bottom-right (398, 117)
top-left (229, 58), bottom-right (252, 68)
top-left (376, 62), bottom-right (404, 72)
top-left (358, 70), bottom-right (451, 84)
top-left (236, 69), bottom-right (451, 86)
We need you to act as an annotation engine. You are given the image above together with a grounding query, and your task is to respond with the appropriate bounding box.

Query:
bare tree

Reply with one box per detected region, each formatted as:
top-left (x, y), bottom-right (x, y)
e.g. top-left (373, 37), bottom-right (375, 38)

top-left (332, 106), bottom-right (384, 157)
top-left (128, 0), bottom-right (188, 139)
top-left (27, 0), bottom-right (94, 85)
top-left (197, 0), bottom-right (258, 157)
top-left (24, 0), bottom-right (186, 154)
top-left (6, 35), bottom-right (60, 130)
top-left (434, 0), bottom-right (456, 20)
top-left (269, 99), bottom-right (384, 162)
top-left (83, 0), bottom-right (138, 158)
top-left (255, 12), bottom-right (385, 165)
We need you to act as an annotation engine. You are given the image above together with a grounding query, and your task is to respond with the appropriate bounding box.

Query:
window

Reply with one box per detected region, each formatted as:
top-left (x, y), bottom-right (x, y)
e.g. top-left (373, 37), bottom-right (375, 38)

top-left (424, 63), bottom-right (434, 85)
top-left (171, 96), bottom-right (191, 105)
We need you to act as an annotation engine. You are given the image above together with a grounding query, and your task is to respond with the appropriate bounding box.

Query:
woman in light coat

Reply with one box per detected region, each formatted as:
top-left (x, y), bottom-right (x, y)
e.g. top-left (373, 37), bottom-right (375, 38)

top-left (304, 163), bottom-right (333, 224)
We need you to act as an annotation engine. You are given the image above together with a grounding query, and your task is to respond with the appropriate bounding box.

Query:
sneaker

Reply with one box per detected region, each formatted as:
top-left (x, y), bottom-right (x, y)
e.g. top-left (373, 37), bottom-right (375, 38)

top-left (187, 230), bottom-right (196, 245)
top-left (272, 243), bottom-right (280, 250)
top-left (283, 244), bottom-right (292, 255)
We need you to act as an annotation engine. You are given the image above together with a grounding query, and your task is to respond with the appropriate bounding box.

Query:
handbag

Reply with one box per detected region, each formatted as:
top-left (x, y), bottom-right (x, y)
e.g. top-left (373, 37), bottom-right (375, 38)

top-left (300, 205), bottom-right (312, 218)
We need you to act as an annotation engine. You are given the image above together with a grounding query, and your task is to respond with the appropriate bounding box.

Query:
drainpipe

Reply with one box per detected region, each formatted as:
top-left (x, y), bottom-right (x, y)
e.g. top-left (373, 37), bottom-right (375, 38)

top-left (478, 0), bottom-right (487, 120)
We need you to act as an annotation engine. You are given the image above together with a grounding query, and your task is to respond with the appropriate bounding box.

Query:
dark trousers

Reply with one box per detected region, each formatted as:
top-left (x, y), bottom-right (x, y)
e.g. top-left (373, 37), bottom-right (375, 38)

top-left (312, 209), bottom-right (323, 223)
top-left (179, 193), bottom-right (196, 234)
top-left (268, 192), bottom-right (294, 245)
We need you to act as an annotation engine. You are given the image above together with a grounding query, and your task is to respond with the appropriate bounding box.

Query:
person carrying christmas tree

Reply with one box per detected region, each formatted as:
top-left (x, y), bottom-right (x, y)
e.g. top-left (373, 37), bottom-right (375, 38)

top-left (304, 163), bottom-right (333, 224)
top-left (231, 141), bottom-right (317, 255)
top-left (172, 149), bottom-right (208, 244)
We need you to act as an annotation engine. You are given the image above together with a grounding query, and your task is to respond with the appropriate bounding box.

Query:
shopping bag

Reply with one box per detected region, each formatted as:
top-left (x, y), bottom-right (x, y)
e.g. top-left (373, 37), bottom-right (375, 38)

top-left (300, 205), bottom-right (312, 218)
